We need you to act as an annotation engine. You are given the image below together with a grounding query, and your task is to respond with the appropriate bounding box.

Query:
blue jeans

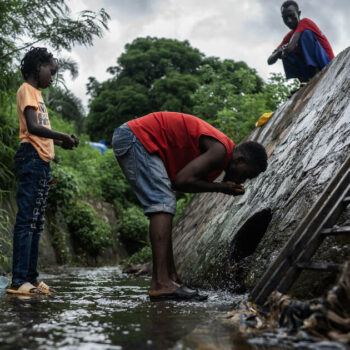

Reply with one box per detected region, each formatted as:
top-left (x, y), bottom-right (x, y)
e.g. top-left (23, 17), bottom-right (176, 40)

top-left (112, 124), bottom-right (177, 216)
top-left (12, 143), bottom-right (51, 287)
top-left (283, 29), bottom-right (332, 81)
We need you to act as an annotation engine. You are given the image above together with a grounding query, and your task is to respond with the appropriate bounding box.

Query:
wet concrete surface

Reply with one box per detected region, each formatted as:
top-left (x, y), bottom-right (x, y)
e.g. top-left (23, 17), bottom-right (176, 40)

top-left (0, 267), bottom-right (347, 350)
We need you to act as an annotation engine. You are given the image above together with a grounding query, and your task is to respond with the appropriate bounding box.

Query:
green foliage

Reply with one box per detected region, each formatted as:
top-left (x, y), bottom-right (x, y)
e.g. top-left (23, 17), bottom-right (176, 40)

top-left (94, 150), bottom-right (135, 204)
top-left (86, 79), bottom-right (150, 142)
top-left (44, 87), bottom-right (85, 132)
top-left (174, 193), bottom-right (194, 223)
top-left (0, 0), bottom-right (109, 91)
top-left (192, 58), bottom-right (264, 122)
top-left (51, 222), bottom-right (70, 265)
top-left (0, 98), bottom-right (18, 192)
top-left (67, 200), bottom-right (112, 256)
top-left (125, 246), bottom-right (152, 266)
top-left (86, 37), bottom-right (203, 142)
top-left (0, 209), bottom-right (12, 271)
top-left (86, 39), bottom-right (294, 145)
top-left (48, 164), bottom-right (80, 208)
top-left (118, 205), bottom-right (149, 254)
top-left (263, 73), bottom-right (299, 110)
top-left (192, 64), bottom-right (297, 142)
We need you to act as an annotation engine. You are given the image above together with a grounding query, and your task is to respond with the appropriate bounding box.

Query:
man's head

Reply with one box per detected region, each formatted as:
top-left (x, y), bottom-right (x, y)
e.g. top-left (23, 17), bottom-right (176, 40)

top-left (281, 1), bottom-right (301, 30)
top-left (224, 141), bottom-right (267, 184)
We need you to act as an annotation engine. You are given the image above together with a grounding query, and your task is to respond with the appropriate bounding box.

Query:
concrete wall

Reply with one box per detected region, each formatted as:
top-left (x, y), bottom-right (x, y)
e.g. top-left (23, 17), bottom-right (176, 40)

top-left (172, 47), bottom-right (350, 295)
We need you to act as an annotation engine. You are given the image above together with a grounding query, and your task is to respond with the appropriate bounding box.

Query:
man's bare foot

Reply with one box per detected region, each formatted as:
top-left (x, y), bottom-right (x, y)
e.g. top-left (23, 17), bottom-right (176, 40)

top-left (149, 280), bottom-right (180, 297)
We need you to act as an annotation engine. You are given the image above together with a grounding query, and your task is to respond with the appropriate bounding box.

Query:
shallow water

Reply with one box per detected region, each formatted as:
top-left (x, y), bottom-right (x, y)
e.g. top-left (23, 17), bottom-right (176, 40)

top-left (0, 267), bottom-right (347, 350)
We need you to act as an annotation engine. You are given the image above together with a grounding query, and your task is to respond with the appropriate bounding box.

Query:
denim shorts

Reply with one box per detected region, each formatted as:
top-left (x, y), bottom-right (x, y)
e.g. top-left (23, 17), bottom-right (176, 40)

top-left (112, 124), bottom-right (176, 216)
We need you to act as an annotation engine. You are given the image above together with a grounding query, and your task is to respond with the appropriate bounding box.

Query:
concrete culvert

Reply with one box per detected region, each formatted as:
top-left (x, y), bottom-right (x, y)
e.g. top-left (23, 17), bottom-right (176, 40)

top-left (229, 209), bottom-right (272, 264)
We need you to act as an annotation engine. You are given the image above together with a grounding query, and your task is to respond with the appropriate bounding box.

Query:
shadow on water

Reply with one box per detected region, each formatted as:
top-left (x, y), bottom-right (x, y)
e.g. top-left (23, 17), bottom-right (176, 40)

top-left (0, 267), bottom-right (347, 350)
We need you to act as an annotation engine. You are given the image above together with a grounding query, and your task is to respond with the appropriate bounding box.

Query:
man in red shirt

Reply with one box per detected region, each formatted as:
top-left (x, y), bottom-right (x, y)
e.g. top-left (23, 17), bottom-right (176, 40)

top-left (268, 1), bottom-right (334, 83)
top-left (112, 112), bottom-right (267, 301)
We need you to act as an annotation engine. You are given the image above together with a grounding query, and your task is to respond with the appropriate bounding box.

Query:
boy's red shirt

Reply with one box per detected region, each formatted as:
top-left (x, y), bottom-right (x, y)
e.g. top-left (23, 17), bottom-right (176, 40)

top-left (127, 112), bottom-right (235, 182)
top-left (278, 18), bottom-right (334, 59)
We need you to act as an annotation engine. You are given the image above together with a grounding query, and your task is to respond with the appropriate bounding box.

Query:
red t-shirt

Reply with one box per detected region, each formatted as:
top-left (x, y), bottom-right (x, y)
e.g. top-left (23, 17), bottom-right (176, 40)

top-left (278, 18), bottom-right (334, 59)
top-left (127, 112), bottom-right (235, 182)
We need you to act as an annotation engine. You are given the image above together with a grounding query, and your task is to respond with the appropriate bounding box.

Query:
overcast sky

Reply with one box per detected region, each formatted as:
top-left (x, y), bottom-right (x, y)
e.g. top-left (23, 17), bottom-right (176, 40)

top-left (63, 0), bottom-right (349, 110)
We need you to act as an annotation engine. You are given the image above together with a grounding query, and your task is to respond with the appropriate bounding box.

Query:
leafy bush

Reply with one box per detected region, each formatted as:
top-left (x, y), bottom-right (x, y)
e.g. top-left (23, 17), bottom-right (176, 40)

top-left (174, 193), bottom-right (194, 223)
top-left (126, 246), bottom-right (152, 266)
top-left (48, 164), bottom-right (80, 208)
top-left (51, 222), bottom-right (70, 265)
top-left (67, 200), bottom-right (112, 256)
top-left (0, 100), bottom-right (18, 193)
top-left (95, 150), bottom-right (136, 204)
top-left (0, 209), bottom-right (11, 272)
top-left (118, 205), bottom-right (149, 253)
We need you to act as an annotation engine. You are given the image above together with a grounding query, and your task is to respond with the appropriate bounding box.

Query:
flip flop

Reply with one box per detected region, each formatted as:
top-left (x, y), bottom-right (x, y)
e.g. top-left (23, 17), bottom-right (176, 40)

top-left (6, 282), bottom-right (44, 296)
top-left (149, 285), bottom-right (208, 302)
top-left (35, 281), bottom-right (56, 294)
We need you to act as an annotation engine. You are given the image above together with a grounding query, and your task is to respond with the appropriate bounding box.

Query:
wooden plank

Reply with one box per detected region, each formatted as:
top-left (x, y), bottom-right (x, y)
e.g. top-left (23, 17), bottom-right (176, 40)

top-left (251, 157), bottom-right (350, 305)
top-left (276, 183), bottom-right (350, 295)
top-left (252, 169), bottom-right (350, 304)
top-left (296, 262), bottom-right (343, 272)
top-left (321, 226), bottom-right (350, 235)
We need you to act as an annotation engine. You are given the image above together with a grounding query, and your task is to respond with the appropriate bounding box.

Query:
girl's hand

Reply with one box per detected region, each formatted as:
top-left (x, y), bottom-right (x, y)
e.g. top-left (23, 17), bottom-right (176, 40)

top-left (61, 134), bottom-right (75, 149)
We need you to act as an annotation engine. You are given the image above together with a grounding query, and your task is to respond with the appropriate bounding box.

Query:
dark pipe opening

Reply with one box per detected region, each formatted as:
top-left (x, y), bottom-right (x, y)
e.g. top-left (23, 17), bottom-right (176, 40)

top-left (229, 209), bottom-right (272, 264)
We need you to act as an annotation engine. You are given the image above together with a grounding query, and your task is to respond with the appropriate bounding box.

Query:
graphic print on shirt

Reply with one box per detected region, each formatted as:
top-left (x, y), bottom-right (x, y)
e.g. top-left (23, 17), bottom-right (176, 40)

top-left (37, 102), bottom-right (49, 126)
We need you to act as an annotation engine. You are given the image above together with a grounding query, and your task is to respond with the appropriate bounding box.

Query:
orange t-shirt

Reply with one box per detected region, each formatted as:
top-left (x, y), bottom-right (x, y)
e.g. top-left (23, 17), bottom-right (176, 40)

top-left (16, 82), bottom-right (54, 162)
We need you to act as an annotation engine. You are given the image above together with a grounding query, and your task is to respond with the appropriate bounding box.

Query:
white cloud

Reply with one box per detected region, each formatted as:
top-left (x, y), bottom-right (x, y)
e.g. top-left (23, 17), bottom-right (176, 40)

top-left (62, 0), bottom-right (348, 109)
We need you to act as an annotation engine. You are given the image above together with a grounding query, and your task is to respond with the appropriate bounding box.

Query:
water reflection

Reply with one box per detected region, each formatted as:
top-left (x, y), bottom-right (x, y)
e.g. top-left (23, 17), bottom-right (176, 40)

top-left (0, 267), bottom-right (346, 350)
top-left (0, 267), bottom-right (235, 349)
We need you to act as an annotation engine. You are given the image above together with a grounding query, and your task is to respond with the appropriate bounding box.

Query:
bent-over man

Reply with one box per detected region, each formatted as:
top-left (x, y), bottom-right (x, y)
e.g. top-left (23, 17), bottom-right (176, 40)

top-left (112, 111), bottom-right (267, 301)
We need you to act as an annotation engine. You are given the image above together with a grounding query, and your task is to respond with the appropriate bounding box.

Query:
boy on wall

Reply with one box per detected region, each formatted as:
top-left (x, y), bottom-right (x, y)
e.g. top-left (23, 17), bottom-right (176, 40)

top-left (268, 0), bottom-right (334, 83)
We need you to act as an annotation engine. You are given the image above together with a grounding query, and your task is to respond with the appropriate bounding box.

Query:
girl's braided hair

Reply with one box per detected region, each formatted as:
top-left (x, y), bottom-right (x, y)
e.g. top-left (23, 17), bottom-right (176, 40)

top-left (20, 47), bottom-right (54, 80)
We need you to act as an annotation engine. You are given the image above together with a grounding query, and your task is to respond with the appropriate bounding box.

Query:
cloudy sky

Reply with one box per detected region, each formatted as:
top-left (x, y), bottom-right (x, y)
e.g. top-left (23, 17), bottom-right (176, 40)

top-left (63, 0), bottom-right (349, 110)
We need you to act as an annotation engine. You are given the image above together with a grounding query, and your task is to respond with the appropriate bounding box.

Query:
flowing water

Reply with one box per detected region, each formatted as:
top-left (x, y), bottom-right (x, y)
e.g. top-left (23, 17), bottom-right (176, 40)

top-left (0, 267), bottom-right (347, 350)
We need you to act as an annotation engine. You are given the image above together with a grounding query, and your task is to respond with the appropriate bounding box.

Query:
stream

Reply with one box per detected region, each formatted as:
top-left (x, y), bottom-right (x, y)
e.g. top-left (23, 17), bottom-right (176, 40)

top-left (0, 266), bottom-right (347, 350)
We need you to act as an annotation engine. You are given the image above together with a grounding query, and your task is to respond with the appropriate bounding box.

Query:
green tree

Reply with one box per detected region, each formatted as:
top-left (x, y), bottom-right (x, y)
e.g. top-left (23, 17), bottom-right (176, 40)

top-left (0, 0), bottom-right (109, 193)
top-left (0, 0), bottom-right (109, 91)
top-left (44, 87), bottom-right (85, 132)
top-left (192, 59), bottom-right (297, 142)
top-left (192, 57), bottom-right (264, 123)
top-left (86, 37), bottom-right (203, 142)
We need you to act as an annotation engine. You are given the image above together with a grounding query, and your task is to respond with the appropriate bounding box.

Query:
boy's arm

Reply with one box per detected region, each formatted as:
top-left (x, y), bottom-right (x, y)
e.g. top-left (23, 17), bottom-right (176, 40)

top-left (268, 48), bottom-right (283, 65)
top-left (282, 32), bottom-right (302, 55)
top-left (25, 106), bottom-right (75, 149)
top-left (172, 137), bottom-right (244, 196)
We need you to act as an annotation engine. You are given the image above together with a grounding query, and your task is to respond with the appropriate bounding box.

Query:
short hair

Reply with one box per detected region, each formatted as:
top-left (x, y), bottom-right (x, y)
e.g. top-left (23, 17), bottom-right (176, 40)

top-left (20, 47), bottom-right (54, 80)
top-left (281, 0), bottom-right (299, 12)
top-left (236, 141), bottom-right (268, 173)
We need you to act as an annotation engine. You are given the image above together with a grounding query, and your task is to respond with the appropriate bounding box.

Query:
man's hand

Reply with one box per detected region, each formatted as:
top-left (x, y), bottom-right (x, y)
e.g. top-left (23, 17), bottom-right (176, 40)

top-left (220, 181), bottom-right (245, 195)
top-left (61, 134), bottom-right (76, 150)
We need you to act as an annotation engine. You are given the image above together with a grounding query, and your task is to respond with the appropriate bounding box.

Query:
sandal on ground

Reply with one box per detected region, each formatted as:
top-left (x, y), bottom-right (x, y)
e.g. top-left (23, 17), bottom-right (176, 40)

top-left (6, 282), bottom-right (44, 296)
top-left (149, 285), bottom-right (208, 302)
top-left (34, 281), bottom-right (56, 294)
